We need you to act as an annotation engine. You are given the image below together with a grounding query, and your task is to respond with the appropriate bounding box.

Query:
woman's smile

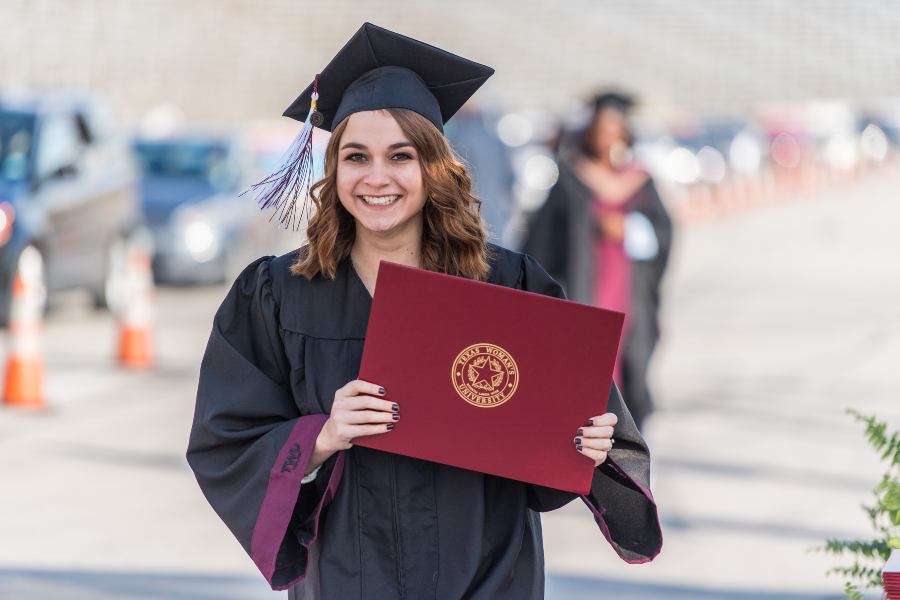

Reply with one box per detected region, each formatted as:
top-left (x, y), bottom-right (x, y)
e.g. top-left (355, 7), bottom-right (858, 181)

top-left (359, 194), bottom-right (402, 207)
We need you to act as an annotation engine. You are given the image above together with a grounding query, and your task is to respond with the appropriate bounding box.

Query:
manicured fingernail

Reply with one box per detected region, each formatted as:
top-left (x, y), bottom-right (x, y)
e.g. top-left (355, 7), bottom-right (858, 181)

top-left (386, 423), bottom-right (395, 431)
top-left (392, 414), bottom-right (400, 421)
top-left (391, 403), bottom-right (399, 411)
top-left (378, 387), bottom-right (386, 395)
top-left (610, 438), bottom-right (615, 445)
top-left (586, 419), bottom-right (594, 426)
top-left (574, 437), bottom-right (582, 445)
top-left (577, 428), bottom-right (584, 436)
top-left (576, 445), bottom-right (583, 451)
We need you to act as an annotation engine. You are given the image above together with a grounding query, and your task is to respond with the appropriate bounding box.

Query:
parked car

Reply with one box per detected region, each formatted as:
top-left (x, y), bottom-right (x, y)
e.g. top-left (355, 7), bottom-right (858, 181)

top-left (132, 134), bottom-right (258, 284)
top-left (0, 93), bottom-right (141, 325)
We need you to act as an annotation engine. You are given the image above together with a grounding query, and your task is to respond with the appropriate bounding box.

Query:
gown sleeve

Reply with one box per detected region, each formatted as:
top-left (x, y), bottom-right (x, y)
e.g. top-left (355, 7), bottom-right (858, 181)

top-left (517, 253), bottom-right (663, 564)
top-left (522, 173), bottom-right (570, 288)
top-left (186, 257), bottom-right (345, 590)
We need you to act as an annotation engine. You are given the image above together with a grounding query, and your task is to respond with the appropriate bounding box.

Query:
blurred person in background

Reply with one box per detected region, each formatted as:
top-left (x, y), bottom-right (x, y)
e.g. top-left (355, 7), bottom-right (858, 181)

top-left (524, 92), bottom-right (673, 431)
top-left (444, 104), bottom-right (516, 245)
top-left (187, 25), bottom-right (661, 599)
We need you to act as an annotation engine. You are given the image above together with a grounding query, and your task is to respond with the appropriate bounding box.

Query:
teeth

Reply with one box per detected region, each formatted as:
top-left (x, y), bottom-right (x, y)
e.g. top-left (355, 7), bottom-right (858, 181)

top-left (361, 195), bottom-right (400, 206)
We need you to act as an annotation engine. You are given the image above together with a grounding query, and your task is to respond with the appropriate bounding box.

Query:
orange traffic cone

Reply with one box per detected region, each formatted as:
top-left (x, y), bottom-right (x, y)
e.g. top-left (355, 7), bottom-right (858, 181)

top-left (115, 241), bottom-right (154, 370)
top-left (3, 248), bottom-right (46, 410)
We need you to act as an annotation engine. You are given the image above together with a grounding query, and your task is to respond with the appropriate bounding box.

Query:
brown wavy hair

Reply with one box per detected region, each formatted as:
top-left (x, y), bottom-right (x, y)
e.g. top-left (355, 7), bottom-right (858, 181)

top-left (291, 108), bottom-right (490, 281)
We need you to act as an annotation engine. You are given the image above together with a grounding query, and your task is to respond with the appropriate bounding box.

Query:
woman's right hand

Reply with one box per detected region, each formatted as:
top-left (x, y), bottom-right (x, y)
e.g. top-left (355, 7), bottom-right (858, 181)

top-left (317, 380), bottom-right (399, 455)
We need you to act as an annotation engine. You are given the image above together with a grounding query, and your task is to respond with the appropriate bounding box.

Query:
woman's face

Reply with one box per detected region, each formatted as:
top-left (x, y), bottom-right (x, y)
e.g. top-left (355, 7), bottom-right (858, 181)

top-left (591, 108), bottom-right (629, 158)
top-left (336, 110), bottom-right (427, 237)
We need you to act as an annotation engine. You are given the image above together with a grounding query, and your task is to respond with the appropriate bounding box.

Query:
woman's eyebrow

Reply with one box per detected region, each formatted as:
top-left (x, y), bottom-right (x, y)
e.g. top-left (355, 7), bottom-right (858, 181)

top-left (339, 141), bottom-right (413, 151)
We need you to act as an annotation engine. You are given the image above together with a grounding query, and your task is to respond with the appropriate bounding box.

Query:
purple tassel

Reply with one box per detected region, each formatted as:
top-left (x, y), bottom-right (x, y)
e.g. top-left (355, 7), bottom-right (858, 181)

top-left (244, 79), bottom-right (320, 231)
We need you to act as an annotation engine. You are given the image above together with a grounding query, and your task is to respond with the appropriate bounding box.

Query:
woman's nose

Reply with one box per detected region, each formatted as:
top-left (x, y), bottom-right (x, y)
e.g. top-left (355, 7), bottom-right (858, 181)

top-left (362, 160), bottom-right (391, 186)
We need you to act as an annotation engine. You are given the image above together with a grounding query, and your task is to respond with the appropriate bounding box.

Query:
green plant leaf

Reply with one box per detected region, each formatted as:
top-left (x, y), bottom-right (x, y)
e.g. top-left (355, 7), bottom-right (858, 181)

top-left (825, 410), bottom-right (900, 593)
top-left (843, 581), bottom-right (863, 600)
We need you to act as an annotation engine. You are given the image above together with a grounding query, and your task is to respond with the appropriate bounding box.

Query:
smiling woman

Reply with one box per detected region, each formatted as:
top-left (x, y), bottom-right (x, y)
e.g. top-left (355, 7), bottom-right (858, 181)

top-left (294, 108), bottom-right (488, 285)
top-left (187, 22), bottom-right (661, 600)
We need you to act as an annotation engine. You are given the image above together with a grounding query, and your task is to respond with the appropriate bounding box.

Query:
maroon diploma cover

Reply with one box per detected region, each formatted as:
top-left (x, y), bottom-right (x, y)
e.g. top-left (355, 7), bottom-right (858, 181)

top-left (355, 261), bottom-right (624, 494)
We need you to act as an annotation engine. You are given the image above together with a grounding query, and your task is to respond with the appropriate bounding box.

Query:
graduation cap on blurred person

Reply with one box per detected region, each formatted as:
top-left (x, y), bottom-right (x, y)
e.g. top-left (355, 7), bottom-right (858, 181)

top-left (591, 91), bottom-right (636, 115)
top-left (247, 22), bottom-right (494, 230)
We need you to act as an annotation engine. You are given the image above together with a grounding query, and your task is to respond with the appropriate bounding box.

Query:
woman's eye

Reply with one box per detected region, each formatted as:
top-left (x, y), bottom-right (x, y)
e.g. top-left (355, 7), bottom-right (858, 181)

top-left (391, 152), bottom-right (414, 161)
top-left (344, 153), bottom-right (366, 162)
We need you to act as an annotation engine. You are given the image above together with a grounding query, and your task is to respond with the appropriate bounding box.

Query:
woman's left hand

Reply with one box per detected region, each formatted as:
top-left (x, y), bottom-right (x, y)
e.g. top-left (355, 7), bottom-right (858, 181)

top-left (574, 412), bottom-right (618, 467)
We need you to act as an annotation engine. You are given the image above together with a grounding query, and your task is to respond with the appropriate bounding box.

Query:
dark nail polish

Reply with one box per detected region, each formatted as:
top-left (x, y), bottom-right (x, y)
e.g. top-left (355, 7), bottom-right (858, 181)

top-left (392, 414), bottom-right (400, 421)
top-left (378, 387), bottom-right (386, 395)
top-left (574, 437), bottom-right (582, 445)
top-left (586, 419), bottom-right (594, 427)
top-left (392, 403), bottom-right (399, 411)
top-left (386, 423), bottom-right (395, 431)
top-left (576, 445), bottom-right (583, 451)
top-left (577, 428), bottom-right (584, 436)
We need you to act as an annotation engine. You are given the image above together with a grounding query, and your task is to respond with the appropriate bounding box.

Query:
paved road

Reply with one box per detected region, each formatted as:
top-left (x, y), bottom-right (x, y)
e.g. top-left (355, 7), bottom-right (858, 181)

top-left (2, 167), bottom-right (898, 599)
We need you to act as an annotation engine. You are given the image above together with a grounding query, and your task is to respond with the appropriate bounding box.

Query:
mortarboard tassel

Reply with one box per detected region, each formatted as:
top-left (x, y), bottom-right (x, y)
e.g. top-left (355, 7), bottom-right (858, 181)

top-left (244, 75), bottom-right (323, 231)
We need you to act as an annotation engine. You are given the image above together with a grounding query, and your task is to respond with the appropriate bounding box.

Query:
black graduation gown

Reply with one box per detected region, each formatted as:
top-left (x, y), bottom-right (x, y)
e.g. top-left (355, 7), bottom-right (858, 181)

top-left (523, 159), bottom-right (673, 430)
top-left (187, 244), bottom-right (662, 599)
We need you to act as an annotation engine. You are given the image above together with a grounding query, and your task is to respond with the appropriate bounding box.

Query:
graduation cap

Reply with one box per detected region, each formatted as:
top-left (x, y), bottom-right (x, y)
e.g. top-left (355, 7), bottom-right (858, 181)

top-left (591, 91), bottom-right (636, 115)
top-left (247, 22), bottom-right (494, 230)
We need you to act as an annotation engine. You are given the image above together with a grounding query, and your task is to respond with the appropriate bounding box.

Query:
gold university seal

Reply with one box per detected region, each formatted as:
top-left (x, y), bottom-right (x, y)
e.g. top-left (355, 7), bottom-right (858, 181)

top-left (451, 343), bottom-right (519, 408)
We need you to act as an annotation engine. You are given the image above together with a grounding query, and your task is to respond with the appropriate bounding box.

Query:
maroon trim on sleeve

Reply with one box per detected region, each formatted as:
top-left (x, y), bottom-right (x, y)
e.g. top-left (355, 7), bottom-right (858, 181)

top-left (273, 449), bottom-right (345, 591)
top-left (250, 414), bottom-right (346, 588)
top-left (579, 456), bottom-right (662, 564)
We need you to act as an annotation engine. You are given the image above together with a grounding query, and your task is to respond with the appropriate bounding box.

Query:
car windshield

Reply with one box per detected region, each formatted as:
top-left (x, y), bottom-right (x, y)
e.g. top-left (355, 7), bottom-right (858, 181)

top-left (134, 141), bottom-right (235, 189)
top-left (0, 111), bottom-right (36, 183)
